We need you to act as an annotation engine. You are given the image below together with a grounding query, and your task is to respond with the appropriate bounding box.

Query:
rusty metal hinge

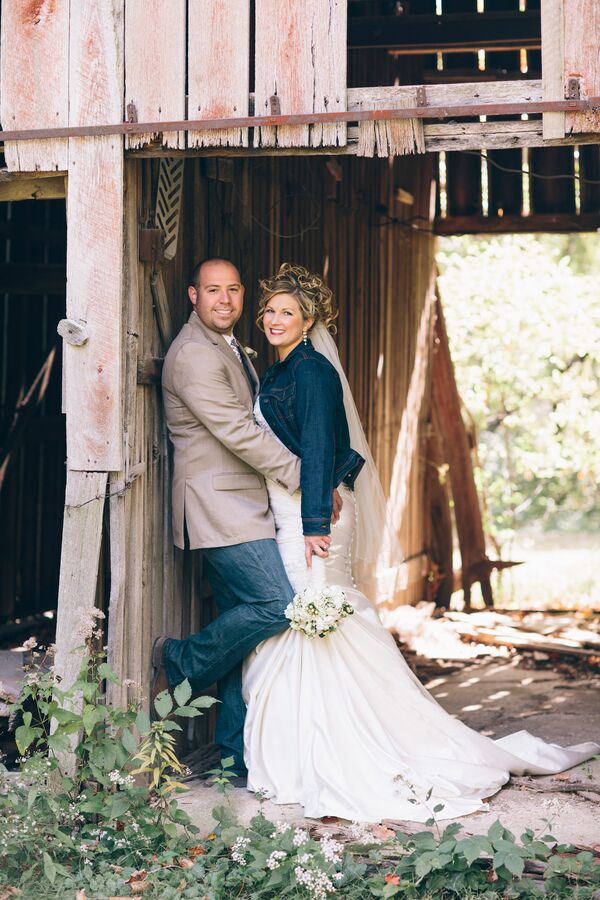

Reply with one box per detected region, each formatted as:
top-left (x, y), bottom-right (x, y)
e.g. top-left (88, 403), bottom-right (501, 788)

top-left (138, 227), bottom-right (164, 264)
top-left (566, 78), bottom-right (581, 101)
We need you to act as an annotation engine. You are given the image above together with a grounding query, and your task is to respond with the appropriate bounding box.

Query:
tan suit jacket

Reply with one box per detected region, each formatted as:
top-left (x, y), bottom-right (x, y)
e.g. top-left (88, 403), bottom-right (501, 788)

top-left (162, 312), bottom-right (300, 549)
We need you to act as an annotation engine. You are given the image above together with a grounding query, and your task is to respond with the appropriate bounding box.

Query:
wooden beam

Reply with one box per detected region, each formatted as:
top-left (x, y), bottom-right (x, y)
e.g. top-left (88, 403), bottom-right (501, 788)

top-left (0, 173), bottom-right (66, 201)
top-left (4, 79), bottom-right (600, 144)
top-left (435, 212), bottom-right (600, 233)
top-left (348, 11), bottom-right (540, 53)
top-left (131, 118), bottom-right (600, 158)
top-left (541, 0), bottom-right (566, 140)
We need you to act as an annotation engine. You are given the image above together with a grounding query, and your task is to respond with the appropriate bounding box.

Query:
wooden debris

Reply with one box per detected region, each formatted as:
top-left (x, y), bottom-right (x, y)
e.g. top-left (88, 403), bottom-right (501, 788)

top-left (444, 609), bottom-right (600, 663)
top-left (514, 776), bottom-right (600, 797)
top-left (432, 299), bottom-right (493, 610)
top-left (358, 91), bottom-right (426, 158)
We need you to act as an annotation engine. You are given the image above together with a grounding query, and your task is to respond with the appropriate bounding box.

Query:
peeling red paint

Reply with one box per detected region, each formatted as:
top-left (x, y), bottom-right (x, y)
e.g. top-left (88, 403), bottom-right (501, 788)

top-left (22, 0), bottom-right (56, 27)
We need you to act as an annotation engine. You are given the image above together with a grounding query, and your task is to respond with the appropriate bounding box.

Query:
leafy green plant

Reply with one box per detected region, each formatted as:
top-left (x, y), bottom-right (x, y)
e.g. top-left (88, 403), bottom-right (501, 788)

top-left (0, 624), bottom-right (217, 893)
top-left (2, 627), bottom-right (599, 898)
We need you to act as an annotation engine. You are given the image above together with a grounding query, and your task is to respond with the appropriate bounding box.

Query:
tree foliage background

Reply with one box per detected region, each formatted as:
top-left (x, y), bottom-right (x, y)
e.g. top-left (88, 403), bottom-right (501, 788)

top-left (437, 234), bottom-right (600, 549)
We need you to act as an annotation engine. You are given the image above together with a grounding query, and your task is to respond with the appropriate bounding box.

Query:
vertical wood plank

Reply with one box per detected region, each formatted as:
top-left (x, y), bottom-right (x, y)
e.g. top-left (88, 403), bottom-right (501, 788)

top-left (188, 0), bottom-right (250, 148)
top-left (0, 0), bottom-right (69, 171)
top-left (564, 0), bottom-right (600, 133)
top-left (254, 0), bottom-right (347, 149)
top-left (125, 0), bottom-right (186, 149)
top-left (54, 471), bottom-right (107, 691)
top-left (65, 2), bottom-right (124, 470)
top-left (541, 0), bottom-right (566, 139)
top-left (107, 160), bottom-right (140, 706)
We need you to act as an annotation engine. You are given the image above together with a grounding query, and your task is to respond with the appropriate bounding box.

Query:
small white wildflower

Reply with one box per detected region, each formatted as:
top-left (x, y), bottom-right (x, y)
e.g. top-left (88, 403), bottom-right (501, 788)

top-left (122, 678), bottom-right (137, 687)
top-left (275, 821), bottom-right (292, 834)
top-left (108, 769), bottom-right (133, 786)
top-left (22, 637), bottom-right (37, 651)
top-left (349, 821), bottom-right (380, 845)
top-left (231, 835), bottom-right (250, 865)
top-left (293, 828), bottom-right (309, 847)
top-left (266, 850), bottom-right (287, 870)
top-left (320, 836), bottom-right (344, 863)
top-left (298, 852), bottom-right (312, 864)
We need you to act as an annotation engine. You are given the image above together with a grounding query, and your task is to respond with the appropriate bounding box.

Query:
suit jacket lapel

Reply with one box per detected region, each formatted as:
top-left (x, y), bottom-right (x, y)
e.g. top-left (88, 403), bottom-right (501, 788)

top-left (189, 313), bottom-right (255, 404)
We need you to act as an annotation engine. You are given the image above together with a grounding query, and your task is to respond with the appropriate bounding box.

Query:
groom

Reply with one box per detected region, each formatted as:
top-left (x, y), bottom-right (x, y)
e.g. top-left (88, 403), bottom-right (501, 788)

top-left (154, 258), bottom-right (333, 782)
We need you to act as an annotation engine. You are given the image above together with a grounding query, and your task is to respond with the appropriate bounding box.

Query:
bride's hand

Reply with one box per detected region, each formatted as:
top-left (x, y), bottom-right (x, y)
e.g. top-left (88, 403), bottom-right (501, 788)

top-left (304, 535), bottom-right (331, 568)
top-left (331, 488), bottom-right (343, 525)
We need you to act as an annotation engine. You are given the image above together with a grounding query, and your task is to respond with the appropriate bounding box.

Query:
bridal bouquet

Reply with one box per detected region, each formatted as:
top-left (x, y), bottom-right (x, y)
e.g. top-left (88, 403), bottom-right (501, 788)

top-left (285, 585), bottom-right (354, 638)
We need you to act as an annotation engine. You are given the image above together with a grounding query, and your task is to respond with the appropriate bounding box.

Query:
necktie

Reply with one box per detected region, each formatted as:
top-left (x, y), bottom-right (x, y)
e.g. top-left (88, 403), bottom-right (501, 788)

top-left (229, 336), bottom-right (243, 364)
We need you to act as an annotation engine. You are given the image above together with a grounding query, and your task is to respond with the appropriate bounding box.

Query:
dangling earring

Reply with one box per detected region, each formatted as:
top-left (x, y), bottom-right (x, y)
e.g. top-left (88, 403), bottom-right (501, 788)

top-left (302, 329), bottom-right (308, 345)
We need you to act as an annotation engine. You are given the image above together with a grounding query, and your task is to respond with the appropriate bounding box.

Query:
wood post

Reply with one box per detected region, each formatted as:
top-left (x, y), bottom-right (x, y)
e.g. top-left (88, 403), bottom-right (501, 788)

top-left (53, 471), bottom-right (108, 691)
top-left (541, 0), bottom-right (566, 140)
top-left (424, 421), bottom-right (454, 608)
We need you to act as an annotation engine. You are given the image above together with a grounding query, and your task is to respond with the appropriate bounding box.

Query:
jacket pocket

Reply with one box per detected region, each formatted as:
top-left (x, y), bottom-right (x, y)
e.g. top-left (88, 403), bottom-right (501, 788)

top-left (212, 473), bottom-right (264, 491)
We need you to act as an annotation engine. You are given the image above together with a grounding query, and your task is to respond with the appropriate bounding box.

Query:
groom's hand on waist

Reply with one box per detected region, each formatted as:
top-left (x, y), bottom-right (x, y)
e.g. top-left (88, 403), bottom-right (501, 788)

top-left (331, 488), bottom-right (343, 525)
top-left (304, 535), bottom-right (331, 569)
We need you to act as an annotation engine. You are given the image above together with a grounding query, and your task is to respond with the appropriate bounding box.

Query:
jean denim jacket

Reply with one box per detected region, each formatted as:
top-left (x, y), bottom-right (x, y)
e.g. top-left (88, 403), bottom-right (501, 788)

top-left (258, 340), bottom-right (365, 536)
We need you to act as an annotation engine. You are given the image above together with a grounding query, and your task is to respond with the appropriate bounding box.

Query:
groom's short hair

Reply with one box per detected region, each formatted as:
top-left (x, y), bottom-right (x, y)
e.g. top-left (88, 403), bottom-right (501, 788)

top-left (189, 257), bottom-right (241, 289)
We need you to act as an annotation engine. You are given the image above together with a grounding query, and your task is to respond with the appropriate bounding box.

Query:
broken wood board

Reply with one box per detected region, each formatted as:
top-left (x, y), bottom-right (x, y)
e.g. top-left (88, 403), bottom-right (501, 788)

top-left (254, 0), bottom-right (347, 148)
top-left (54, 471), bottom-right (107, 693)
top-left (188, 0), bottom-right (250, 148)
top-left (564, 0), bottom-right (600, 133)
top-left (125, 0), bottom-right (186, 149)
top-left (0, 0), bottom-right (69, 171)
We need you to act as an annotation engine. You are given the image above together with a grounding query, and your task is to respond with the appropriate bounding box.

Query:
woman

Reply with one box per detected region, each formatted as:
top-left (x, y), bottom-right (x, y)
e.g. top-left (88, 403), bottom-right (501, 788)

top-left (243, 263), bottom-right (598, 823)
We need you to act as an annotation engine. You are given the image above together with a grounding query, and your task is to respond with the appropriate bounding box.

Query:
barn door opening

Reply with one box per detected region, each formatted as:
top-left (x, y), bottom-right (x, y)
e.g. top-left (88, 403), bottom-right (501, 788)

top-left (0, 198), bottom-right (67, 659)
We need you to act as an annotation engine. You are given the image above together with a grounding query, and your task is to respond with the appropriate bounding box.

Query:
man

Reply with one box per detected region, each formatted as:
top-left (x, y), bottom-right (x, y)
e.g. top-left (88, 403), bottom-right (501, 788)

top-left (154, 258), bottom-right (334, 782)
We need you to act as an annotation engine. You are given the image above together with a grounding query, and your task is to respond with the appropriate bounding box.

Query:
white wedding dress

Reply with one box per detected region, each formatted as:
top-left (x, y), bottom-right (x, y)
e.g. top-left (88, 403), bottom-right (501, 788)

top-left (243, 402), bottom-right (599, 823)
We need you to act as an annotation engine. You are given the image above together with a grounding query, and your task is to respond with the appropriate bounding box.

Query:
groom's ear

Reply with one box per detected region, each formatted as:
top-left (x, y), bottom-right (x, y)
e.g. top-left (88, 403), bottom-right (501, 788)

top-left (188, 285), bottom-right (198, 308)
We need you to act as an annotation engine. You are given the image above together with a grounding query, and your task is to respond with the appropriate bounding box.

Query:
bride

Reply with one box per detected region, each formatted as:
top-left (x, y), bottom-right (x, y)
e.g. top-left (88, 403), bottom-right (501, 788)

top-left (243, 262), bottom-right (599, 823)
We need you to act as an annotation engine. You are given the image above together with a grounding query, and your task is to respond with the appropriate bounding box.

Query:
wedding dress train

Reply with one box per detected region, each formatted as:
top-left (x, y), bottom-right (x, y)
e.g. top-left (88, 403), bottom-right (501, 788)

top-left (242, 475), bottom-right (599, 823)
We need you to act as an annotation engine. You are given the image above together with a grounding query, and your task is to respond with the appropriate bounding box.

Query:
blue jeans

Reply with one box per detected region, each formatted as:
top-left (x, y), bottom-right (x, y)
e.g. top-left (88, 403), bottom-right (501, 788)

top-left (163, 538), bottom-right (294, 775)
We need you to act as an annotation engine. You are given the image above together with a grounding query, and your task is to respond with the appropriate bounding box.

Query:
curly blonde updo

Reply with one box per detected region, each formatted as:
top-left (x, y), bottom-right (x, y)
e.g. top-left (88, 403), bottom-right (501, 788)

top-left (256, 263), bottom-right (338, 334)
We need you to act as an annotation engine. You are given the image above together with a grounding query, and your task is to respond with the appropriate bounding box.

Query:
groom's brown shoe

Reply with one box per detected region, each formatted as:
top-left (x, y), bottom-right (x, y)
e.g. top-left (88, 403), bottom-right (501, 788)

top-left (150, 636), bottom-right (171, 721)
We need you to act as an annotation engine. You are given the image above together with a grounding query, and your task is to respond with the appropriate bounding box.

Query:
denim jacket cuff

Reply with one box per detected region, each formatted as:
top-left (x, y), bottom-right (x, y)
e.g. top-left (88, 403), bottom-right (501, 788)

top-left (302, 517), bottom-right (331, 536)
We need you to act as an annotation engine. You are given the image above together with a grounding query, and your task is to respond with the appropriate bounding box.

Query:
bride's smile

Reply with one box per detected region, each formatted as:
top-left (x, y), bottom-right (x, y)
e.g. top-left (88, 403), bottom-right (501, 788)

top-left (262, 292), bottom-right (314, 360)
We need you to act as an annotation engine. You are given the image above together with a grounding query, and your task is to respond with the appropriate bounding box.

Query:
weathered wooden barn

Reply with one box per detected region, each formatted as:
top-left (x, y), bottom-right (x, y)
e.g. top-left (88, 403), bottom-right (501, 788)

top-left (0, 1), bottom-right (599, 727)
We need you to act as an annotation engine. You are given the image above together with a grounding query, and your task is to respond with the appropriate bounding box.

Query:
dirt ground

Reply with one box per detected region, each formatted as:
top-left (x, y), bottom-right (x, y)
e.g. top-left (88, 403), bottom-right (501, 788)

top-left (179, 653), bottom-right (600, 845)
